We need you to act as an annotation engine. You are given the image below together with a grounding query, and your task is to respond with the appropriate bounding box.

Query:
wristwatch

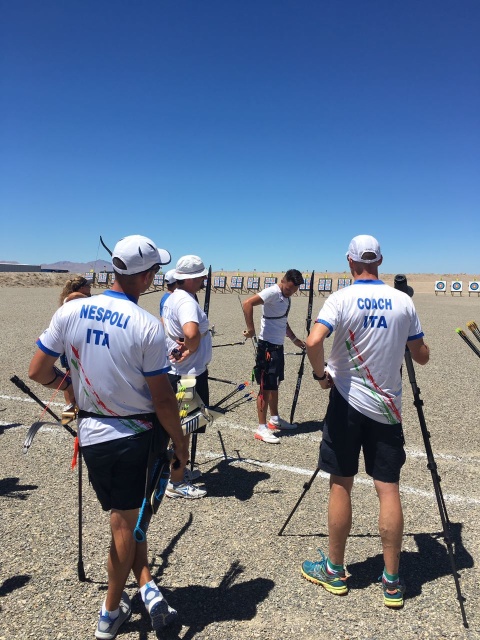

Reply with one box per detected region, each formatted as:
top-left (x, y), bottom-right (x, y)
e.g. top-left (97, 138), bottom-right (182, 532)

top-left (312, 370), bottom-right (327, 381)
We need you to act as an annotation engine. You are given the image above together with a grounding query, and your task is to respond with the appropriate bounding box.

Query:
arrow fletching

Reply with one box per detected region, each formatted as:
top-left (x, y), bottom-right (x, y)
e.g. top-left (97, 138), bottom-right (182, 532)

top-left (456, 328), bottom-right (480, 358)
top-left (466, 321), bottom-right (480, 343)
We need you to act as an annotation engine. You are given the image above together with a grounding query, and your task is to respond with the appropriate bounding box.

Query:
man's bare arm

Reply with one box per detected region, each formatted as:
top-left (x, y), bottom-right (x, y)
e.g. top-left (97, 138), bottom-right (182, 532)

top-left (242, 294), bottom-right (263, 338)
top-left (408, 337), bottom-right (430, 365)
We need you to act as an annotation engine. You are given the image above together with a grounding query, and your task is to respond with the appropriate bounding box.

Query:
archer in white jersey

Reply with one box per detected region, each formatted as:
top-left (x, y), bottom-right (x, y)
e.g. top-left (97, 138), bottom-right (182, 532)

top-left (29, 235), bottom-right (189, 636)
top-left (316, 279), bottom-right (424, 424)
top-left (303, 234), bottom-right (429, 609)
top-left (242, 269), bottom-right (305, 443)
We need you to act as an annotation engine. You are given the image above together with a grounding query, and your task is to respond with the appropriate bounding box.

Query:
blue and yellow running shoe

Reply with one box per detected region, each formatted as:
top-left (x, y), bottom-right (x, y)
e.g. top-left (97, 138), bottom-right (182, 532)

top-left (301, 549), bottom-right (348, 595)
top-left (381, 576), bottom-right (405, 608)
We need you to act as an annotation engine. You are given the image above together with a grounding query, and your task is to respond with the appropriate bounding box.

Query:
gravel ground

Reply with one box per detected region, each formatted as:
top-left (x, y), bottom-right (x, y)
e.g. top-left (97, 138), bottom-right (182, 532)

top-left (0, 285), bottom-right (479, 640)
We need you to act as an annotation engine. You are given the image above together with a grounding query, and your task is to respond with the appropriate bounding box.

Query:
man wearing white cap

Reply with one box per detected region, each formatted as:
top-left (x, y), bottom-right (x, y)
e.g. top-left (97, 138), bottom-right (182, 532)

top-left (160, 269), bottom-right (177, 318)
top-left (162, 254), bottom-right (212, 498)
top-left (29, 235), bottom-right (189, 638)
top-left (302, 234), bottom-right (430, 610)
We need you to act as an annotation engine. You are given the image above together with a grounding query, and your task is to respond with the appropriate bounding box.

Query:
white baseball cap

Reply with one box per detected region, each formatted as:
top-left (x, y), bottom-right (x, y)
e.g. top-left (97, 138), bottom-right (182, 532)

top-left (112, 235), bottom-right (171, 275)
top-left (173, 255), bottom-right (208, 280)
top-left (346, 235), bottom-right (382, 264)
top-left (164, 269), bottom-right (177, 284)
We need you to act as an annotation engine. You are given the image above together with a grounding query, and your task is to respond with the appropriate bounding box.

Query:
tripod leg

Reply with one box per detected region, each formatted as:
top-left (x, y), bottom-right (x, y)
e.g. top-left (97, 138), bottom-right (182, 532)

top-left (190, 432), bottom-right (198, 471)
top-left (430, 471), bottom-right (468, 627)
top-left (403, 348), bottom-right (468, 627)
top-left (278, 467), bottom-right (321, 536)
top-left (217, 430), bottom-right (228, 460)
top-left (77, 451), bottom-right (86, 581)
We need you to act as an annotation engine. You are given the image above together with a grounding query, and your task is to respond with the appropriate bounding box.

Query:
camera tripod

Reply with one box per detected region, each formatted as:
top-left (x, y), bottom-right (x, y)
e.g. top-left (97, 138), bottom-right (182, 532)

top-left (278, 276), bottom-right (469, 628)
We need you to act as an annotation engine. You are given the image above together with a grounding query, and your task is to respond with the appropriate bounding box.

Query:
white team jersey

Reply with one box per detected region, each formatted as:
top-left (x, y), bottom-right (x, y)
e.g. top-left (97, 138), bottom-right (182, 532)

top-left (162, 289), bottom-right (212, 376)
top-left (316, 280), bottom-right (424, 424)
top-left (36, 290), bottom-right (171, 446)
top-left (258, 284), bottom-right (291, 345)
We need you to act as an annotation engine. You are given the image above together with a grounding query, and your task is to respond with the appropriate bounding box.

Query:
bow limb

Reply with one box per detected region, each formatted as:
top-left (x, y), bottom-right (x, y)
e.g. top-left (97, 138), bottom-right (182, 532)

top-left (10, 375), bottom-right (77, 441)
top-left (305, 269), bottom-right (315, 336)
top-left (289, 270), bottom-right (315, 424)
top-left (99, 235), bottom-right (113, 256)
top-left (203, 265), bottom-right (212, 316)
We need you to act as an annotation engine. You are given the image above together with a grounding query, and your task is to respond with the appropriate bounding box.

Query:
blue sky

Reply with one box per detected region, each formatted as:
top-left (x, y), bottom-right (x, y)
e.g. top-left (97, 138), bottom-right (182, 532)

top-left (1, 1), bottom-right (478, 274)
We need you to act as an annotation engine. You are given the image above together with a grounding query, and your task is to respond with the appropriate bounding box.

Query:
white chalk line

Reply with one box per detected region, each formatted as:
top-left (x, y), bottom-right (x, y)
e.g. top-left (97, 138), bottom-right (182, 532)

top-left (1, 393), bottom-right (480, 466)
top-left (0, 394), bottom-right (64, 407)
top-left (215, 416), bottom-right (480, 465)
top-left (200, 450), bottom-right (480, 506)
top-left (1, 420), bottom-right (478, 506)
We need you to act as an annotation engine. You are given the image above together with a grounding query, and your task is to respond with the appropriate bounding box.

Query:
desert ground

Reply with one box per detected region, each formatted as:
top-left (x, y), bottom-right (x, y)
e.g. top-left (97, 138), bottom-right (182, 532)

top-left (0, 274), bottom-right (479, 639)
top-left (1, 269), bottom-right (479, 295)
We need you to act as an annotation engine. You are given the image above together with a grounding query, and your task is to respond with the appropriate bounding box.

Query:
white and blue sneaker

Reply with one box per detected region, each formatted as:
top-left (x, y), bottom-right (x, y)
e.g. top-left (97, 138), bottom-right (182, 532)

top-left (165, 480), bottom-right (207, 499)
top-left (95, 591), bottom-right (131, 639)
top-left (142, 582), bottom-right (178, 630)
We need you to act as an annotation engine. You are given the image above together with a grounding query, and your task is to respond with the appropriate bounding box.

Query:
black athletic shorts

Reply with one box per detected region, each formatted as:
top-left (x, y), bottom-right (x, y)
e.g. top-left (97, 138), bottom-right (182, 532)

top-left (82, 430), bottom-right (152, 511)
top-left (319, 386), bottom-right (406, 483)
top-left (254, 340), bottom-right (284, 391)
top-left (168, 369), bottom-right (209, 432)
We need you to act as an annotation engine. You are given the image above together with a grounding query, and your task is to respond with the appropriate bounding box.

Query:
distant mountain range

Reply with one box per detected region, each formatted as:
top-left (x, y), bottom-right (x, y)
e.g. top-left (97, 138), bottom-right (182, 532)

top-left (1, 259), bottom-right (112, 272)
top-left (41, 260), bottom-right (114, 273)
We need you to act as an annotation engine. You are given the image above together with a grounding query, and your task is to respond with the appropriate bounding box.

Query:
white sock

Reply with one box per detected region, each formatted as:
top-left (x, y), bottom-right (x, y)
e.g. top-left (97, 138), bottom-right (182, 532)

top-left (270, 415), bottom-right (279, 423)
top-left (258, 424), bottom-right (267, 431)
top-left (140, 580), bottom-right (164, 613)
top-left (101, 603), bottom-right (119, 620)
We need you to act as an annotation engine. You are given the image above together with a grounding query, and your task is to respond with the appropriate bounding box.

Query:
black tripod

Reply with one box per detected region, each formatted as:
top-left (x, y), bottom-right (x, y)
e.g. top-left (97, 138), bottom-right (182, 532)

top-left (402, 344), bottom-right (467, 627)
top-left (278, 275), bottom-right (469, 628)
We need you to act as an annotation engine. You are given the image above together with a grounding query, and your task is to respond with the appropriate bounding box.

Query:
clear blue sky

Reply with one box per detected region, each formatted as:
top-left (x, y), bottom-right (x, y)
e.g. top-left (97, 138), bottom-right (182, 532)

top-left (1, 1), bottom-right (478, 274)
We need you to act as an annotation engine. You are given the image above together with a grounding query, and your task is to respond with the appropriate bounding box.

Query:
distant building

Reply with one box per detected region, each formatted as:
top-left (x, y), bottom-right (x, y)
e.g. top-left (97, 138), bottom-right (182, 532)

top-left (0, 263), bottom-right (42, 273)
top-left (0, 263), bottom-right (69, 273)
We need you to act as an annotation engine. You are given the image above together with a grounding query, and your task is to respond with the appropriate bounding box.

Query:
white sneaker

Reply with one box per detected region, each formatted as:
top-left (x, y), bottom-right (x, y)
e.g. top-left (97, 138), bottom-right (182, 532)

top-left (165, 481), bottom-right (207, 499)
top-left (254, 427), bottom-right (280, 444)
top-left (268, 417), bottom-right (297, 430)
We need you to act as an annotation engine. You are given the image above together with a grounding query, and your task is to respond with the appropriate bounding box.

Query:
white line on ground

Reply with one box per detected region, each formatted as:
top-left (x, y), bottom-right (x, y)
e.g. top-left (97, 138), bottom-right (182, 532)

top-left (200, 450), bottom-right (480, 506)
top-left (215, 417), bottom-right (480, 465)
top-left (1, 420), bottom-right (478, 506)
top-left (1, 400), bottom-right (480, 465)
top-left (0, 394), bottom-right (64, 407)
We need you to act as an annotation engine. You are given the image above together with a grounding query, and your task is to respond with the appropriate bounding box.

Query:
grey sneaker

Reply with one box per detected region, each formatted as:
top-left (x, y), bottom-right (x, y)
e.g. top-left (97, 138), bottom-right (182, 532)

top-left (95, 591), bottom-right (131, 639)
top-left (165, 481), bottom-right (207, 499)
top-left (143, 582), bottom-right (178, 630)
